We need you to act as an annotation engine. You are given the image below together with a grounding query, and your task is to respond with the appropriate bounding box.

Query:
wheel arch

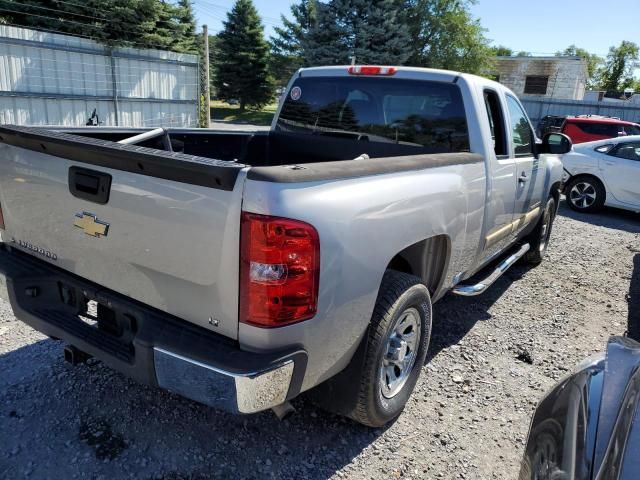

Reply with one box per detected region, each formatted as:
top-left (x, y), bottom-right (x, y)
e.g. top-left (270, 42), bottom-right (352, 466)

top-left (385, 235), bottom-right (451, 297)
top-left (562, 172), bottom-right (607, 195)
top-left (564, 173), bottom-right (607, 200)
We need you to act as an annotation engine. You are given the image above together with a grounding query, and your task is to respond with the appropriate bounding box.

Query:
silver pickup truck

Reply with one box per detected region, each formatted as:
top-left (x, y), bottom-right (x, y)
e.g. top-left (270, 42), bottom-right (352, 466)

top-left (0, 66), bottom-right (570, 427)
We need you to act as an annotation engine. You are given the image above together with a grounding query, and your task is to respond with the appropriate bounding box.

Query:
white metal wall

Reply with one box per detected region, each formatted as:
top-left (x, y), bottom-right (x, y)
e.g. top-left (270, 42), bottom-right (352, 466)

top-left (521, 97), bottom-right (640, 126)
top-left (0, 26), bottom-right (199, 127)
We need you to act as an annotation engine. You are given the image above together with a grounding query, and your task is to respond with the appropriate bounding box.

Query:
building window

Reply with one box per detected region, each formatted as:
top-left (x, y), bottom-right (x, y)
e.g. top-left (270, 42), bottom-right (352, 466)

top-left (524, 75), bottom-right (549, 95)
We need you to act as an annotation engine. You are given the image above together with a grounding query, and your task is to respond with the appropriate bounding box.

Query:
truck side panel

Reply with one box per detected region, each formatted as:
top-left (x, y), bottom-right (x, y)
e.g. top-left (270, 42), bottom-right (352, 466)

top-left (239, 159), bottom-right (486, 391)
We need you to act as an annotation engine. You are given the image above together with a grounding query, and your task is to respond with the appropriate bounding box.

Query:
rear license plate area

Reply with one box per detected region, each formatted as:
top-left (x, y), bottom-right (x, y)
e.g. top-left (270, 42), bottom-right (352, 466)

top-left (58, 281), bottom-right (138, 344)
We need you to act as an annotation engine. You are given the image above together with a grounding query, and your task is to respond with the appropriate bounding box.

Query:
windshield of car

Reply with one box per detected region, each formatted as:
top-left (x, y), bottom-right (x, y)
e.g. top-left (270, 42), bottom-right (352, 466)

top-left (276, 76), bottom-right (470, 154)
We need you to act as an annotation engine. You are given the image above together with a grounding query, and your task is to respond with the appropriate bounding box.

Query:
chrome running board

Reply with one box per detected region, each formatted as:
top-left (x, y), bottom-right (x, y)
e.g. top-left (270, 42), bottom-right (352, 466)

top-left (452, 243), bottom-right (530, 297)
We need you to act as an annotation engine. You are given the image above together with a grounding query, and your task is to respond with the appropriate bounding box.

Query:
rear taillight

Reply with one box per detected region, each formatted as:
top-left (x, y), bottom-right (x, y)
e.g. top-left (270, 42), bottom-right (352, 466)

top-left (348, 66), bottom-right (397, 76)
top-left (0, 202), bottom-right (5, 230)
top-left (240, 212), bottom-right (320, 328)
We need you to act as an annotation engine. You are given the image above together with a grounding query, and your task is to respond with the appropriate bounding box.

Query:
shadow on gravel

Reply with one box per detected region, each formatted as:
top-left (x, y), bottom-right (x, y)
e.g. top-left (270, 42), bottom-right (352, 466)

top-left (428, 251), bottom-right (527, 361)
top-left (628, 254), bottom-right (640, 342)
top-left (0, 339), bottom-right (383, 480)
top-left (556, 199), bottom-right (640, 234)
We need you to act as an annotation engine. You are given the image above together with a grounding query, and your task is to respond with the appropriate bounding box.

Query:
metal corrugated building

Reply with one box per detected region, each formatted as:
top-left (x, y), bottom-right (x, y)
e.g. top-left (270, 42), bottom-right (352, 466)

top-left (0, 26), bottom-right (200, 127)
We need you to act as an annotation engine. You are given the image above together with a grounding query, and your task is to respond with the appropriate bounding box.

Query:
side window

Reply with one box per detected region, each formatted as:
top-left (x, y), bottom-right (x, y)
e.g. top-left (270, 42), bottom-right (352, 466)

top-left (610, 142), bottom-right (640, 161)
top-left (483, 90), bottom-right (507, 156)
top-left (576, 122), bottom-right (623, 137)
top-left (506, 95), bottom-right (534, 156)
top-left (624, 125), bottom-right (640, 135)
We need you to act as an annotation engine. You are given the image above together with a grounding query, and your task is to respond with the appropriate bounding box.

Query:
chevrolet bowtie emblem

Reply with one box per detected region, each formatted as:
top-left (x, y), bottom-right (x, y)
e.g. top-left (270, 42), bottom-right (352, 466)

top-left (74, 212), bottom-right (109, 237)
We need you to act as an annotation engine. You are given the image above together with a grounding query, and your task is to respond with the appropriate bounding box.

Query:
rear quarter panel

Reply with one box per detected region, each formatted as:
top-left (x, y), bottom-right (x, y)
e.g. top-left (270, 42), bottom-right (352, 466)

top-left (240, 161), bottom-right (486, 391)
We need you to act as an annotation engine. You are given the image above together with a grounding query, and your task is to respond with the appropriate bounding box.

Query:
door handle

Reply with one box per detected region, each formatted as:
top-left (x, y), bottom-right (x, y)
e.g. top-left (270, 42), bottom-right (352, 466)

top-left (604, 161), bottom-right (615, 166)
top-left (518, 172), bottom-right (528, 185)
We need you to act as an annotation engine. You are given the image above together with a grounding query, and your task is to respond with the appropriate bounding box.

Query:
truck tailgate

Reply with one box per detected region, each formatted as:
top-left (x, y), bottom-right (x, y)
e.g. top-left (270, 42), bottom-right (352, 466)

top-left (0, 126), bottom-right (246, 340)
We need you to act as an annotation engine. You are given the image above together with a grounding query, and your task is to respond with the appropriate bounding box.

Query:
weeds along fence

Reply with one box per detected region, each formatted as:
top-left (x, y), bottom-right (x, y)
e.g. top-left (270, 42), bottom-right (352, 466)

top-left (0, 25), bottom-right (200, 128)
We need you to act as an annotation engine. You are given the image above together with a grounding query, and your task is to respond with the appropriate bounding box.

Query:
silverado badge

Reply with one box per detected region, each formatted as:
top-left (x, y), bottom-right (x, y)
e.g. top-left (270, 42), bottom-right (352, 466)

top-left (74, 212), bottom-right (109, 238)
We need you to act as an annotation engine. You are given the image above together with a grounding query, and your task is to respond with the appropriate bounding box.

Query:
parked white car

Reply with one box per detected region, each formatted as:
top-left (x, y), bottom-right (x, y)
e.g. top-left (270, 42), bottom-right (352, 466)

top-left (562, 135), bottom-right (640, 213)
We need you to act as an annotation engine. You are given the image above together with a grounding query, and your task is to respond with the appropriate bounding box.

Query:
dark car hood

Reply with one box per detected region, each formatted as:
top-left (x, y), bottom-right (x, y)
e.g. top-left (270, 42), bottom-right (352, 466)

top-left (520, 336), bottom-right (640, 480)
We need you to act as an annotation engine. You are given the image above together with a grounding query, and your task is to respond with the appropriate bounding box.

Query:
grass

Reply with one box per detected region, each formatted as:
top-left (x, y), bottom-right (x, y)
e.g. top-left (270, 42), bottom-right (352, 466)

top-left (210, 101), bottom-right (277, 126)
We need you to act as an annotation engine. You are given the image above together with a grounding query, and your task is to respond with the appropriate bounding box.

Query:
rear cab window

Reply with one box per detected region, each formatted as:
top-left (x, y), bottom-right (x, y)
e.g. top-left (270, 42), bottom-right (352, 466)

top-left (276, 76), bottom-right (470, 155)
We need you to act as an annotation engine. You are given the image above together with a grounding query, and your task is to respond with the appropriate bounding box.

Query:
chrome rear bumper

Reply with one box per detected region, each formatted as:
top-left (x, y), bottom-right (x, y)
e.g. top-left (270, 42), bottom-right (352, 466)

top-left (154, 347), bottom-right (298, 414)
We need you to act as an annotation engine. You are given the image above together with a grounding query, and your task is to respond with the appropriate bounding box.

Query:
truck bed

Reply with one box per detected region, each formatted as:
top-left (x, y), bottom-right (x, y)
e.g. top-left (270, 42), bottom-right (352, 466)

top-left (0, 124), bottom-right (479, 343)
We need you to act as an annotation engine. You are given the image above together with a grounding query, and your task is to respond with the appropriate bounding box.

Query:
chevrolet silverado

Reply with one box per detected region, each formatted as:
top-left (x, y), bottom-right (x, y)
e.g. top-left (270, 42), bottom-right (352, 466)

top-left (0, 66), bottom-right (570, 426)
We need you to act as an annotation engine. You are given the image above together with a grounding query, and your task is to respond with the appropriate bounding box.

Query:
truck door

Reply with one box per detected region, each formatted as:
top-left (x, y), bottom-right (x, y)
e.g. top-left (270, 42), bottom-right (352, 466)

top-left (478, 89), bottom-right (518, 261)
top-left (505, 95), bottom-right (546, 234)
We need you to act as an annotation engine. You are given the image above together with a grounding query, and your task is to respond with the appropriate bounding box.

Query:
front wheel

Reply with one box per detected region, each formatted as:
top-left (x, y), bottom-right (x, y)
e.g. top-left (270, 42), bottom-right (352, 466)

top-left (349, 270), bottom-right (432, 427)
top-left (524, 195), bottom-right (556, 265)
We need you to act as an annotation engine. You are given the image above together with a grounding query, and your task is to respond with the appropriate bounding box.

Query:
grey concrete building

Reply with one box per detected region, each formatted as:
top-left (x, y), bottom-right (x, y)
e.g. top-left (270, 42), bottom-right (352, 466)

top-left (492, 56), bottom-right (588, 100)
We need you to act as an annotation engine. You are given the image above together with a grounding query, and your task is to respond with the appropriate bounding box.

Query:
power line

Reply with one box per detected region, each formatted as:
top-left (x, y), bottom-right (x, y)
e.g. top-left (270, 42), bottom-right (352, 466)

top-left (197, 0), bottom-right (281, 23)
top-left (47, 0), bottom-right (108, 18)
top-left (0, 7), bottom-right (103, 31)
top-left (0, 17), bottom-right (199, 53)
top-left (0, 0), bottom-right (106, 22)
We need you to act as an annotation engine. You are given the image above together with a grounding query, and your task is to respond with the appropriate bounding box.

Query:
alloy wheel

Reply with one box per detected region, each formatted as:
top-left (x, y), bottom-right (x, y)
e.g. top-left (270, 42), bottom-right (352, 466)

top-left (569, 182), bottom-right (597, 209)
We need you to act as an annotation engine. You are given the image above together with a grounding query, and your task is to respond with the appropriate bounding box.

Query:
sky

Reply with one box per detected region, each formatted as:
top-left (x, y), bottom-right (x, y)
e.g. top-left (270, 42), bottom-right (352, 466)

top-left (193, 0), bottom-right (638, 58)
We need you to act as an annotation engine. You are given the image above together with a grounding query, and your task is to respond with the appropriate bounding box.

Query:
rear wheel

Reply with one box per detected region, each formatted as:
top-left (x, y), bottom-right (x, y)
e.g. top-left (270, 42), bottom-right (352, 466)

top-left (525, 195), bottom-right (556, 265)
top-left (349, 270), bottom-right (432, 427)
top-left (565, 176), bottom-right (606, 213)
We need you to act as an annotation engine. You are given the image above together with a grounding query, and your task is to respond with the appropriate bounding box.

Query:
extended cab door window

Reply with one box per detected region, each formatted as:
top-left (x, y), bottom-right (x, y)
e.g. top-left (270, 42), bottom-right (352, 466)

top-left (483, 90), bottom-right (507, 157)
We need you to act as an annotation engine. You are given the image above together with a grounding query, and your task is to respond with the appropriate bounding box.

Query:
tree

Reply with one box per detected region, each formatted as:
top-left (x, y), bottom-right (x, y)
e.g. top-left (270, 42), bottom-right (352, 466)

top-left (143, 1), bottom-right (185, 51)
top-left (302, 2), bottom-right (347, 65)
top-left (555, 45), bottom-right (601, 85)
top-left (596, 41), bottom-right (639, 92)
top-left (404, 0), bottom-right (493, 74)
top-left (270, 0), bottom-right (317, 86)
top-left (303, 0), bottom-right (410, 66)
top-left (492, 45), bottom-right (513, 57)
top-left (515, 51), bottom-right (531, 57)
top-left (214, 0), bottom-right (273, 110)
top-left (173, 0), bottom-right (198, 53)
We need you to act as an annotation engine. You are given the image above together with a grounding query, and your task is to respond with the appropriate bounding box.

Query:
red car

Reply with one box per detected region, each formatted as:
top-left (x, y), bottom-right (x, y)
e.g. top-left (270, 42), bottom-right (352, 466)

top-left (561, 116), bottom-right (640, 144)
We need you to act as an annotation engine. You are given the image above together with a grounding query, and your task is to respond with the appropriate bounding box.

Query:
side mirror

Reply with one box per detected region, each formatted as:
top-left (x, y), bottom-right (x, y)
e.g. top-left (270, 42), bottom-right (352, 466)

top-left (541, 132), bottom-right (572, 154)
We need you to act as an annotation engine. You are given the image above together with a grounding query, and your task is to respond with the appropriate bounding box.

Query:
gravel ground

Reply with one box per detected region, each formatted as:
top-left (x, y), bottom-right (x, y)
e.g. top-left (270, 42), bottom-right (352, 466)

top-left (1, 200), bottom-right (639, 480)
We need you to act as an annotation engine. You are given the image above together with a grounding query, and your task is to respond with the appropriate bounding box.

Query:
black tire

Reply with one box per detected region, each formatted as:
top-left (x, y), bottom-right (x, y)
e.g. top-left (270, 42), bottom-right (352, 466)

top-left (349, 270), bottom-right (432, 427)
top-left (565, 175), bottom-right (606, 213)
top-left (524, 195), bottom-right (556, 265)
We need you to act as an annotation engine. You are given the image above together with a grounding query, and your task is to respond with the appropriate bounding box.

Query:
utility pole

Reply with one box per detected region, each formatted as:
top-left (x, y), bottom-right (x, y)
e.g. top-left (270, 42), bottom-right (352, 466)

top-left (203, 25), bottom-right (211, 128)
